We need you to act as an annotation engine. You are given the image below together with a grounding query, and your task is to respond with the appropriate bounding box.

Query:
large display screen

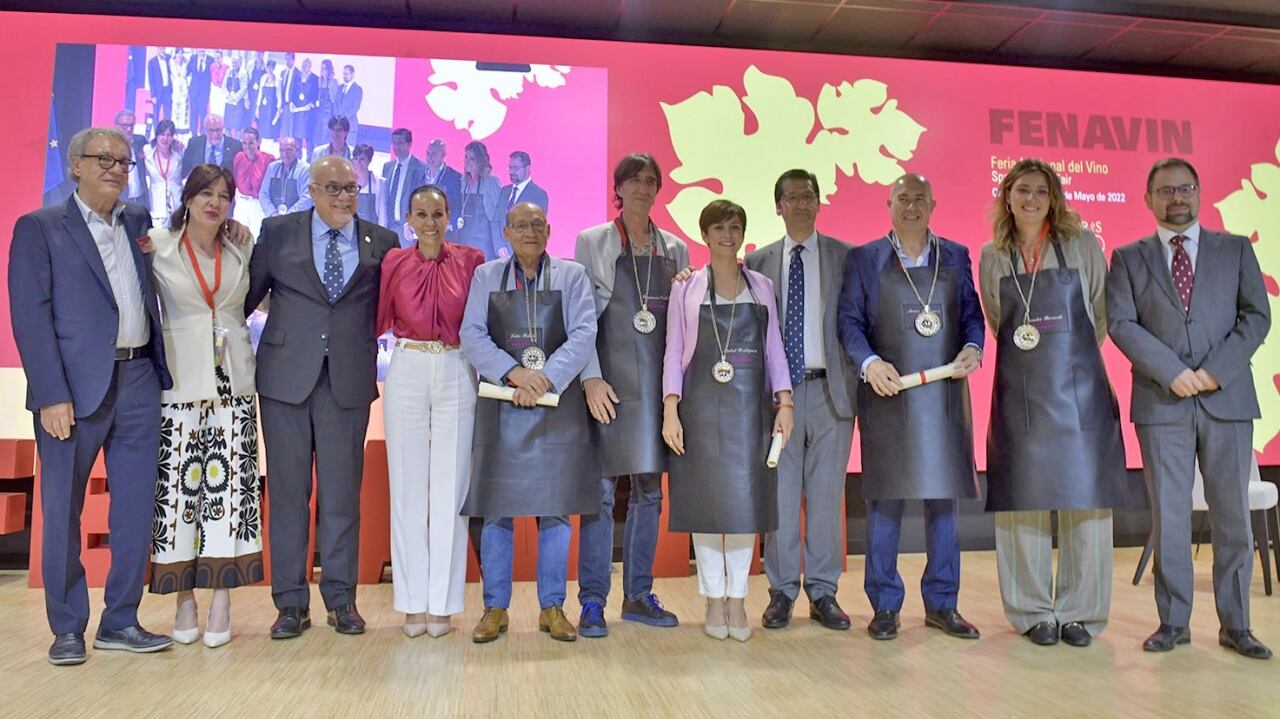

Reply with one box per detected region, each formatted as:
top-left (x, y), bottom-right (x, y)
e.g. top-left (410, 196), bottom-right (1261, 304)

top-left (4, 11), bottom-right (1280, 469)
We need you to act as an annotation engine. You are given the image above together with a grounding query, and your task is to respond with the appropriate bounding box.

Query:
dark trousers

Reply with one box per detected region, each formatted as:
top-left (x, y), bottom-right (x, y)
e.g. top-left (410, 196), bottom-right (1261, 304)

top-left (35, 358), bottom-right (161, 635)
top-left (260, 362), bottom-right (370, 611)
top-left (864, 498), bottom-right (960, 614)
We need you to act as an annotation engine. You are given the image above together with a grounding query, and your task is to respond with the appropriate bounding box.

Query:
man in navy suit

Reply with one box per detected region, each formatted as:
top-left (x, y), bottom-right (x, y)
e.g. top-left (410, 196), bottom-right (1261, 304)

top-left (186, 50), bottom-right (213, 136)
top-left (837, 173), bottom-right (985, 641)
top-left (498, 151), bottom-right (549, 215)
top-left (112, 110), bottom-right (149, 207)
top-left (180, 114), bottom-right (242, 180)
top-left (146, 48), bottom-right (173, 123)
top-left (8, 127), bottom-right (175, 665)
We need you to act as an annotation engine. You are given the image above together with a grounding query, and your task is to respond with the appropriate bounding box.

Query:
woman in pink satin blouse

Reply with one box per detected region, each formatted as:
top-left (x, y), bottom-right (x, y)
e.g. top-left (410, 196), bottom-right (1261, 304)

top-left (376, 184), bottom-right (485, 639)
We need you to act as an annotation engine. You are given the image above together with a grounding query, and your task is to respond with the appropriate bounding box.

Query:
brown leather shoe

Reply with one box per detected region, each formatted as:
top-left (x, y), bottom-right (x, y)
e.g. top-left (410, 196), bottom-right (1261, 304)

top-left (472, 607), bottom-right (509, 643)
top-left (538, 606), bottom-right (577, 642)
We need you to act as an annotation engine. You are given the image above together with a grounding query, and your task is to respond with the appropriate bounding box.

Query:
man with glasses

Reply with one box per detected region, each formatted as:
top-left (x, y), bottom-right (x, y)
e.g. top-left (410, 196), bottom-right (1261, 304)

top-left (10, 127), bottom-right (174, 665)
top-left (745, 169), bottom-right (858, 631)
top-left (246, 156), bottom-right (399, 640)
top-left (180, 114), bottom-right (241, 180)
top-left (258, 137), bottom-right (312, 218)
top-left (499, 151), bottom-right (549, 215)
top-left (1107, 158), bottom-right (1272, 659)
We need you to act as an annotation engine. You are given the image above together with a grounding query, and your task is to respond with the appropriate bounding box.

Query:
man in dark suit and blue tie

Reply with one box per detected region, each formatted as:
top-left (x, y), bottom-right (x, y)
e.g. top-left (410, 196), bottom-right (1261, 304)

top-left (837, 173), bottom-right (985, 641)
top-left (247, 155), bottom-right (399, 639)
top-left (1108, 158), bottom-right (1272, 659)
top-left (186, 50), bottom-right (213, 136)
top-left (381, 128), bottom-right (426, 242)
top-left (9, 127), bottom-right (175, 665)
top-left (498, 151), bottom-right (549, 215)
top-left (179, 114), bottom-right (242, 180)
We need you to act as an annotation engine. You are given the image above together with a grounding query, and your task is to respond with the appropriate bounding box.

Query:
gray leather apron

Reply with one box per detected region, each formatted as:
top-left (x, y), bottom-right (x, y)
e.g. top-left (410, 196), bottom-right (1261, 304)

top-left (591, 233), bottom-right (675, 477)
top-left (858, 253), bottom-right (978, 500)
top-left (986, 241), bottom-right (1128, 511)
top-left (462, 258), bottom-right (599, 517)
top-left (668, 271), bottom-right (778, 534)
top-left (268, 165), bottom-right (299, 210)
top-left (356, 186), bottom-right (378, 221)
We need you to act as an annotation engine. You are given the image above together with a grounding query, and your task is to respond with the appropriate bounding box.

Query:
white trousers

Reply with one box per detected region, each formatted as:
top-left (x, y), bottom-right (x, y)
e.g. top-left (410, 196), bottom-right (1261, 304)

top-left (233, 192), bottom-right (265, 237)
top-left (692, 533), bottom-right (754, 599)
top-left (383, 344), bottom-right (476, 615)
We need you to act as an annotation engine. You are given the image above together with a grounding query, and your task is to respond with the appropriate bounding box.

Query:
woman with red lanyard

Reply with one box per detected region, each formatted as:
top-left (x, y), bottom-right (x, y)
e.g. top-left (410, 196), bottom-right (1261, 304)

top-left (978, 158), bottom-right (1128, 648)
top-left (147, 163), bottom-right (262, 649)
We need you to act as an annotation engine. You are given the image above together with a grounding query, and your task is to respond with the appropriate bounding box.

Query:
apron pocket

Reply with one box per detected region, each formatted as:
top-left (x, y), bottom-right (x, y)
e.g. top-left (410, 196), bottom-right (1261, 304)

top-left (1072, 366), bottom-right (1112, 430)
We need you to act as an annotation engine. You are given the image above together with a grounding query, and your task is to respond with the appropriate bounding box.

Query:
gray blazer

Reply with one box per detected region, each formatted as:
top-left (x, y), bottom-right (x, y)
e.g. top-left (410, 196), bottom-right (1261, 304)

top-left (745, 233), bottom-right (857, 419)
top-left (245, 210), bottom-right (399, 409)
top-left (1106, 229), bottom-right (1270, 424)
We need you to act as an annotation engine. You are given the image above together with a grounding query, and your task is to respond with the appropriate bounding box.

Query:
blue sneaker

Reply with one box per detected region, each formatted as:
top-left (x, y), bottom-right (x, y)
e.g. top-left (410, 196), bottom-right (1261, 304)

top-left (621, 593), bottom-right (679, 627)
top-left (579, 601), bottom-right (608, 638)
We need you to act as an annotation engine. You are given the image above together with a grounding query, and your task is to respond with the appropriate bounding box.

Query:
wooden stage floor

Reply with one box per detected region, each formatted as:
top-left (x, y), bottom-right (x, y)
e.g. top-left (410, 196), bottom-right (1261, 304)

top-left (2, 548), bottom-right (1279, 718)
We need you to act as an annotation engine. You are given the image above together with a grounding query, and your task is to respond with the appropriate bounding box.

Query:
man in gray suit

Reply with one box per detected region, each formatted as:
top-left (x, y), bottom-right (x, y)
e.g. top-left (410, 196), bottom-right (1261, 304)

top-left (335, 65), bottom-right (363, 146)
top-left (498, 151), bottom-right (549, 214)
top-left (745, 169), bottom-right (857, 630)
top-left (246, 156), bottom-right (399, 640)
top-left (1107, 157), bottom-right (1272, 659)
top-left (380, 128), bottom-right (426, 241)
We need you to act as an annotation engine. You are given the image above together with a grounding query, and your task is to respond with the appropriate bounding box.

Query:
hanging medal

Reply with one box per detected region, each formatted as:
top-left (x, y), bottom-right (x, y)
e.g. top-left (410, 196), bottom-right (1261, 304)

top-left (517, 256), bottom-right (547, 369)
top-left (893, 231), bottom-right (943, 337)
top-left (616, 217), bottom-right (660, 334)
top-left (708, 265), bottom-right (744, 383)
top-left (1008, 223), bottom-right (1050, 351)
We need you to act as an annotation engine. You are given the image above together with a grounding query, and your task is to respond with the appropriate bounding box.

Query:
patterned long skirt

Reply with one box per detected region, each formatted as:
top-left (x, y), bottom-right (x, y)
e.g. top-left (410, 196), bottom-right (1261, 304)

top-left (150, 366), bottom-right (264, 592)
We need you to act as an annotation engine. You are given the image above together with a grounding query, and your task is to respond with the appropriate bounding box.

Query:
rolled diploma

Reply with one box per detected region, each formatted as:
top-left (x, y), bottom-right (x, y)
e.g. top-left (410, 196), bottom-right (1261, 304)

top-left (766, 432), bottom-right (784, 468)
top-left (897, 362), bottom-right (959, 390)
top-left (477, 381), bottom-right (560, 408)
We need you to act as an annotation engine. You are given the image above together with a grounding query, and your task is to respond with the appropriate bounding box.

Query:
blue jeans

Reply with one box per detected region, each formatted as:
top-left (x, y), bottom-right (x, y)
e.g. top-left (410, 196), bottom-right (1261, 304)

top-left (864, 499), bottom-right (960, 614)
top-left (481, 516), bottom-right (570, 609)
top-left (577, 473), bottom-right (664, 605)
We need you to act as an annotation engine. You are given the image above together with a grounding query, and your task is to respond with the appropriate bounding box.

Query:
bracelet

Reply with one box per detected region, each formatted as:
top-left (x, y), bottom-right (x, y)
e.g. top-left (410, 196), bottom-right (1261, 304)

top-left (776, 402), bottom-right (794, 408)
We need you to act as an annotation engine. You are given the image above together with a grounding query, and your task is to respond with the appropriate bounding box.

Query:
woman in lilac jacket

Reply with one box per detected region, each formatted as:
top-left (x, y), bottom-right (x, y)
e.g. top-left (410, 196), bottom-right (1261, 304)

top-left (661, 199), bottom-right (793, 642)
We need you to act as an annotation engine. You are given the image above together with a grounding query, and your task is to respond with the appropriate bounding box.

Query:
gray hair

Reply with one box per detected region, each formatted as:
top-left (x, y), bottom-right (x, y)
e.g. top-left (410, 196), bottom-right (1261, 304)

top-left (67, 127), bottom-right (131, 179)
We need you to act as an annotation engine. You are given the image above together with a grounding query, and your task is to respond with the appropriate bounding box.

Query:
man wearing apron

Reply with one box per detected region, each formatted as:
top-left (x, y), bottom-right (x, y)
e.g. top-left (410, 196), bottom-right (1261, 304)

top-left (460, 202), bottom-right (600, 643)
top-left (257, 137), bottom-right (312, 219)
top-left (575, 154), bottom-right (690, 637)
top-left (837, 174), bottom-right (985, 641)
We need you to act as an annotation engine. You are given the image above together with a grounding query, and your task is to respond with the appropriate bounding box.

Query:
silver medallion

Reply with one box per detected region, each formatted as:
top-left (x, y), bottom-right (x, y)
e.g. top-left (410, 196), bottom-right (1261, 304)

top-left (633, 308), bottom-right (657, 334)
top-left (521, 345), bottom-right (547, 370)
top-left (1013, 323), bottom-right (1041, 351)
top-left (915, 308), bottom-right (942, 337)
top-left (712, 360), bottom-right (736, 384)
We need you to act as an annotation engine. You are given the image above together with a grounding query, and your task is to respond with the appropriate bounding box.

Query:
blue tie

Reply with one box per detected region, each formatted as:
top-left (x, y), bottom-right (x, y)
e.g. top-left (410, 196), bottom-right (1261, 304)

top-left (785, 244), bottom-right (806, 385)
top-left (324, 228), bottom-right (345, 304)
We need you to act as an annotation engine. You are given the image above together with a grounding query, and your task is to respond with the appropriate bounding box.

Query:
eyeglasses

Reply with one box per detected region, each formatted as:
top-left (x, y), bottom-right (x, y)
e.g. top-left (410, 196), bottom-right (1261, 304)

top-left (1152, 184), bottom-right (1198, 200)
top-left (782, 192), bottom-right (819, 205)
top-left (508, 221), bottom-right (548, 234)
top-left (80, 154), bottom-right (136, 172)
top-left (314, 183), bottom-right (361, 197)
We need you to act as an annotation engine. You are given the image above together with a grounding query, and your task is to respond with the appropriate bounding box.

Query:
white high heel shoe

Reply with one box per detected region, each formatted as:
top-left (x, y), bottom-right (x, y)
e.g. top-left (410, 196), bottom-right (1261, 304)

top-left (172, 626), bottom-right (200, 645)
top-left (203, 606), bottom-right (231, 648)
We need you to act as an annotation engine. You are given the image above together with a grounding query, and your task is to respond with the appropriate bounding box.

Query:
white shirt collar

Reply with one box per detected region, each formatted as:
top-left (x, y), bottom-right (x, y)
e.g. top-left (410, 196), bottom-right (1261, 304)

top-left (73, 190), bottom-right (126, 227)
top-left (1156, 222), bottom-right (1200, 247)
top-left (783, 230), bottom-right (818, 254)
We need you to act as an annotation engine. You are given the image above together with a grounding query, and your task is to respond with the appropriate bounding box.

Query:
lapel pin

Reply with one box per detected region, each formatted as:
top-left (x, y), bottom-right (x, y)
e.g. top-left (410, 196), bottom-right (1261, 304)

top-left (363, 235), bottom-right (371, 243)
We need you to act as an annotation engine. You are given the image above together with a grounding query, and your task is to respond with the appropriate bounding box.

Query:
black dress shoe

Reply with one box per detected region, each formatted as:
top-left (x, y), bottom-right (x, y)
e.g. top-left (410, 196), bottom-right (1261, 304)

top-left (1142, 624), bottom-right (1189, 652)
top-left (761, 591), bottom-right (794, 629)
top-left (327, 604), bottom-right (366, 635)
top-left (809, 596), bottom-right (851, 630)
top-left (1219, 629), bottom-right (1273, 659)
top-left (1060, 622), bottom-right (1092, 648)
top-left (48, 633), bottom-right (86, 666)
top-left (925, 609), bottom-right (980, 639)
top-left (867, 610), bottom-right (900, 640)
top-left (93, 625), bottom-right (173, 653)
top-left (1024, 621), bottom-right (1058, 646)
top-left (270, 607), bottom-right (312, 640)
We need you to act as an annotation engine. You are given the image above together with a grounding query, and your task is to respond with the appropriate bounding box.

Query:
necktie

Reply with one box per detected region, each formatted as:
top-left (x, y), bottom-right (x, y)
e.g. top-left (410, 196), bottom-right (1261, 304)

top-left (386, 162), bottom-right (401, 222)
top-left (785, 244), bottom-right (806, 385)
top-left (1170, 234), bottom-right (1194, 312)
top-left (507, 185), bottom-right (519, 209)
top-left (323, 228), bottom-right (345, 304)
top-left (207, 142), bottom-right (218, 165)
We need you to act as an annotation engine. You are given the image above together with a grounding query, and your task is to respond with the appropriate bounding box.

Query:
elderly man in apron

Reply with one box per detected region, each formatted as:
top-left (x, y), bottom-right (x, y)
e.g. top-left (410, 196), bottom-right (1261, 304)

top-left (460, 202), bottom-right (600, 643)
top-left (837, 174), bottom-right (986, 641)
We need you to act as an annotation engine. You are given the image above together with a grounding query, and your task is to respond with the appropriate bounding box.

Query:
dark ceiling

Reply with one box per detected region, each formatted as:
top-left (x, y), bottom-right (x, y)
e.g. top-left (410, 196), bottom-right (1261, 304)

top-left (11, 0), bottom-right (1280, 83)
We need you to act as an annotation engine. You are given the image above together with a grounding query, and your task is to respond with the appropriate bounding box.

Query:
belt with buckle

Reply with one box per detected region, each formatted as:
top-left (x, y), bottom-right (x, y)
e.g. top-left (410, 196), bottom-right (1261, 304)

top-left (801, 368), bottom-right (826, 381)
top-left (114, 345), bottom-right (152, 361)
top-left (397, 339), bottom-right (460, 353)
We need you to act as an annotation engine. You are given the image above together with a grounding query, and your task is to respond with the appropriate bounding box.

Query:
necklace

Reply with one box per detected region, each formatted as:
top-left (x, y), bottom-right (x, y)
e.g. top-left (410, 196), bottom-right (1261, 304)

top-left (893, 231), bottom-right (942, 336)
top-left (616, 217), bottom-right (659, 334)
top-left (518, 256), bottom-right (546, 369)
top-left (708, 265), bottom-right (745, 383)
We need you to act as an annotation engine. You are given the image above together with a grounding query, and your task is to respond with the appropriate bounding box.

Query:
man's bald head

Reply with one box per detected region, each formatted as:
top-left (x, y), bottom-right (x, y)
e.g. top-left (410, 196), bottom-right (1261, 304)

top-left (888, 172), bottom-right (936, 236)
top-left (889, 173), bottom-right (932, 200)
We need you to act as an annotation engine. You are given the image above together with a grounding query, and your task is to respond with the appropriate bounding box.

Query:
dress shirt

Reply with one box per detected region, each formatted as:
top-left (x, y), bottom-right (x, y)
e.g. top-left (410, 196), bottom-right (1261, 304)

top-left (1156, 222), bottom-right (1200, 272)
top-left (158, 56), bottom-right (169, 85)
top-left (377, 242), bottom-right (484, 344)
top-left (207, 139), bottom-right (224, 166)
top-left (73, 191), bottom-right (149, 347)
top-left (425, 164), bottom-right (447, 186)
top-left (390, 157), bottom-right (411, 221)
top-left (508, 178), bottom-right (531, 205)
top-left (310, 212), bottom-right (358, 288)
top-left (233, 151), bottom-right (274, 198)
top-left (782, 231), bottom-right (825, 369)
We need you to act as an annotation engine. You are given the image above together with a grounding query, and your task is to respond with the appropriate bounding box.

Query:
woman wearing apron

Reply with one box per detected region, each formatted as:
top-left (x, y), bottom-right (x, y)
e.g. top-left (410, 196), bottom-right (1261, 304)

top-left (456, 141), bottom-right (505, 260)
top-left (979, 158), bottom-right (1127, 647)
top-left (353, 144), bottom-right (384, 225)
top-left (662, 200), bottom-right (793, 642)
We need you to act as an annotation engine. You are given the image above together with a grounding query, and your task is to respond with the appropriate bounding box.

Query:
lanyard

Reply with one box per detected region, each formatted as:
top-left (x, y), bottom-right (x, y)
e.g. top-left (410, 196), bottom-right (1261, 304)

top-left (182, 232), bottom-right (223, 316)
top-left (1019, 221), bottom-right (1051, 274)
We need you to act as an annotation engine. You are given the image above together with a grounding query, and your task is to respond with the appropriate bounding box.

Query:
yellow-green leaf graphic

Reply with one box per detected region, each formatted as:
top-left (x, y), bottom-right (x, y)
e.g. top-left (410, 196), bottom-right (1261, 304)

top-left (1215, 136), bottom-right (1280, 452)
top-left (661, 65), bottom-right (926, 251)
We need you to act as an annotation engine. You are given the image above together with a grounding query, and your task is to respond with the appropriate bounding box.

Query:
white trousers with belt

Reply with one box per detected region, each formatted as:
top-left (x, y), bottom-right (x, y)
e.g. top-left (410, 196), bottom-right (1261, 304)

top-left (383, 342), bottom-right (476, 615)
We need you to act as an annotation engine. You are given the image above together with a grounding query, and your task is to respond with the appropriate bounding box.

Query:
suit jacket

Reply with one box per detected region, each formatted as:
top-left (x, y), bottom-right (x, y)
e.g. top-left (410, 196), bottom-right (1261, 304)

top-left (1106, 229), bottom-right (1270, 424)
top-left (8, 196), bottom-right (172, 415)
top-left (335, 81), bottom-right (362, 131)
top-left (245, 210), bottom-right (398, 408)
top-left (498, 181), bottom-right (549, 214)
top-left (147, 55), bottom-right (172, 103)
top-left (186, 55), bottom-right (212, 111)
top-left (125, 133), bottom-right (150, 202)
top-left (381, 156), bottom-right (427, 224)
top-left (837, 234), bottom-right (986, 371)
top-left (290, 71), bottom-right (318, 111)
top-left (746, 233), bottom-right (857, 419)
top-left (181, 135), bottom-right (243, 178)
top-left (149, 227), bottom-right (255, 403)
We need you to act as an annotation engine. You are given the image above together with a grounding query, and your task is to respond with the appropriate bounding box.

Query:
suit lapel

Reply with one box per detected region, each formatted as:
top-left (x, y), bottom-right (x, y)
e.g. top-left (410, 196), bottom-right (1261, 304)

top-left (296, 211), bottom-right (330, 301)
top-left (61, 197), bottom-right (113, 297)
top-left (1188, 230), bottom-right (1220, 319)
top-left (1138, 234), bottom-right (1183, 310)
top-left (337, 218), bottom-right (376, 300)
top-left (763, 242), bottom-right (783, 308)
top-left (818, 234), bottom-right (843, 329)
